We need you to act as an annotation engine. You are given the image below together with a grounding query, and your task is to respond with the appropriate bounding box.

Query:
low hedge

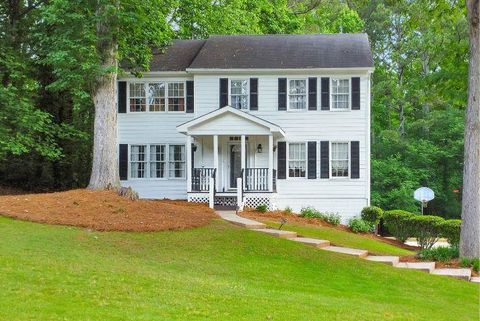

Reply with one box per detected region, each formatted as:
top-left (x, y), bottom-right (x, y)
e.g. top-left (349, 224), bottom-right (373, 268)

top-left (348, 217), bottom-right (373, 233)
top-left (383, 210), bottom-right (415, 243)
top-left (408, 215), bottom-right (444, 250)
top-left (440, 219), bottom-right (461, 247)
top-left (361, 206), bottom-right (383, 225)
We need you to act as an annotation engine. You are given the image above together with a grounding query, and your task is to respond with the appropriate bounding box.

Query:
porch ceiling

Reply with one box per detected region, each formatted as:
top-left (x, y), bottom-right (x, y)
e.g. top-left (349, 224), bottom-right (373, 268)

top-left (177, 106), bottom-right (285, 137)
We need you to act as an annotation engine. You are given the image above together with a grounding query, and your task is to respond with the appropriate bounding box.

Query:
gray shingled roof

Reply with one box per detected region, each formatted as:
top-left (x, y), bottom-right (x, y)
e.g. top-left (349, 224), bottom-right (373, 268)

top-left (149, 34), bottom-right (373, 71)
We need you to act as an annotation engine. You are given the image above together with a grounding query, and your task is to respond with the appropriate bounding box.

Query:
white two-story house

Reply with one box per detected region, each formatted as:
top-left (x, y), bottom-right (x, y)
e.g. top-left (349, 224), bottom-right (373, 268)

top-left (118, 34), bottom-right (374, 221)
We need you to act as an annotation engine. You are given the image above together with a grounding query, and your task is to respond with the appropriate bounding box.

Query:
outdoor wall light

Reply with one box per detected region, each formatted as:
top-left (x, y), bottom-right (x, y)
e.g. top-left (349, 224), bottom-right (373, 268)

top-left (192, 143), bottom-right (197, 152)
top-left (257, 144), bottom-right (263, 153)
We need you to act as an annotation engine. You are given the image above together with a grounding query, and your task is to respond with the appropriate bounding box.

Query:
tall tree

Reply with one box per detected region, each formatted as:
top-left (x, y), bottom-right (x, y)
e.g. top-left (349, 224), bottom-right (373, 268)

top-left (460, 0), bottom-right (480, 258)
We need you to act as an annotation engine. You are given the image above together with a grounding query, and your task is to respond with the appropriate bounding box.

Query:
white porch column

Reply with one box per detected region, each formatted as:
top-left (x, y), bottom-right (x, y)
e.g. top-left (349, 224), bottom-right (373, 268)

top-left (186, 135), bottom-right (192, 193)
top-left (241, 135), bottom-right (246, 190)
top-left (268, 134), bottom-right (274, 192)
top-left (213, 135), bottom-right (219, 191)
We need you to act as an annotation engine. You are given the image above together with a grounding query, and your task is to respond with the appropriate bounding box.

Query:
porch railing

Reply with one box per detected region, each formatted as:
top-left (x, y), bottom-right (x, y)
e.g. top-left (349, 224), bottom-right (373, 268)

top-left (245, 168), bottom-right (269, 192)
top-left (192, 168), bottom-right (215, 192)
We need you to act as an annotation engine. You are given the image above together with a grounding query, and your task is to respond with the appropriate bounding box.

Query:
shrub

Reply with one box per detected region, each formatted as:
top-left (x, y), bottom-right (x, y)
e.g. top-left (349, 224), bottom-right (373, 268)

top-left (418, 246), bottom-right (459, 262)
top-left (383, 210), bottom-right (415, 243)
top-left (440, 219), bottom-right (461, 247)
top-left (460, 257), bottom-right (480, 272)
top-left (348, 217), bottom-right (373, 233)
top-left (284, 206), bottom-right (293, 214)
top-left (408, 215), bottom-right (444, 250)
top-left (256, 204), bottom-right (268, 213)
top-left (324, 212), bottom-right (341, 226)
top-left (299, 207), bottom-right (322, 218)
top-left (361, 206), bottom-right (383, 225)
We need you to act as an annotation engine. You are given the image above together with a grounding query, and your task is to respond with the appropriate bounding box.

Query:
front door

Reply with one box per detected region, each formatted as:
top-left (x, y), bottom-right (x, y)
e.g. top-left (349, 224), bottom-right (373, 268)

top-left (229, 144), bottom-right (242, 189)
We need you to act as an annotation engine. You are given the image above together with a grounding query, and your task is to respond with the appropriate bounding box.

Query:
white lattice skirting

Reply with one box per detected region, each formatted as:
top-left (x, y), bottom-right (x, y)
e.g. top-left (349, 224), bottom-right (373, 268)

top-left (188, 194), bottom-right (209, 204)
top-left (243, 194), bottom-right (276, 211)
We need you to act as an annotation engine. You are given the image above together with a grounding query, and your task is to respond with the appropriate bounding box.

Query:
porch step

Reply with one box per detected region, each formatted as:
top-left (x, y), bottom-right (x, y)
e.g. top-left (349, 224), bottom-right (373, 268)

top-left (470, 277), bottom-right (480, 283)
top-left (255, 228), bottom-right (297, 239)
top-left (395, 262), bottom-right (436, 273)
top-left (365, 255), bottom-right (400, 266)
top-left (216, 211), bottom-right (266, 229)
top-left (321, 246), bottom-right (369, 258)
top-left (291, 237), bottom-right (330, 248)
top-left (431, 268), bottom-right (472, 281)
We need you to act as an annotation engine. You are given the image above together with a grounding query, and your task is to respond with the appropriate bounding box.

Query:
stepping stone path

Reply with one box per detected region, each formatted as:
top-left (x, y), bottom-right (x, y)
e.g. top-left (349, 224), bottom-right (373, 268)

top-left (216, 210), bottom-right (475, 282)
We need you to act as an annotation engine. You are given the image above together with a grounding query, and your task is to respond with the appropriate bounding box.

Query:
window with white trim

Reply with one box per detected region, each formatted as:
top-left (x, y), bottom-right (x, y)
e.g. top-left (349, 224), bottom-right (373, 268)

top-left (129, 83), bottom-right (146, 112)
top-left (331, 142), bottom-right (349, 177)
top-left (331, 78), bottom-right (350, 110)
top-left (150, 145), bottom-right (166, 178)
top-left (288, 79), bottom-right (307, 110)
top-left (148, 83), bottom-right (166, 112)
top-left (167, 82), bottom-right (185, 111)
top-left (169, 145), bottom-right (186, 178)
top-left (130, 145), bottom-right (147, 178)
top-left (230, 79), bottom-right (249, 109)
top-left (288, 143), bottom-right (306, 178)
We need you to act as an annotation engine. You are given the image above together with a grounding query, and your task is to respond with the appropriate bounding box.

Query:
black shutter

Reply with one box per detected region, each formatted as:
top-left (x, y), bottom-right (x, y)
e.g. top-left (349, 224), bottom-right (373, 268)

top-left (250, 78), bottom-right (258, 110)
top-left (119, 144), bottom-right (128, 180)
top-left (308, 141), bottom-right (317, 179)
top-left (278, 78), bottom-right (287, 111)
top-left (351, 77), bottom-right (360, 110)
top-left (308, 77), bottom-right (317, 110)
top-left (219, 78), bottom-right (228, 108)
top-left (320, 141), bottom-right (329, 179)
top-left (321, 77), bottom-right (330, 110)
top-left (277, 141), bottom-right (286, 179)
top-left (186, 80), bottom-right (194, 113)
top-left (351, 141), bottom-right (360, 179)
top-left (118, 81), bottom-right (126, 113)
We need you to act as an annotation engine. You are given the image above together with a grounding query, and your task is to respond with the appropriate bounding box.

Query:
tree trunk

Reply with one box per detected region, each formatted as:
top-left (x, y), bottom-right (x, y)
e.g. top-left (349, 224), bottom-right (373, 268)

top-left (460, 0), bottom-right (480, 258)
top-left (88, 0), bottom-right (120, 189)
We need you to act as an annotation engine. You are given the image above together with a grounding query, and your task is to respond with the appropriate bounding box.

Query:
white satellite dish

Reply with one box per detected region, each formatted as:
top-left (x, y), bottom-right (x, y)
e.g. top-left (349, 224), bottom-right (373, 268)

top-left (414, 187), bottom-right (435, 214)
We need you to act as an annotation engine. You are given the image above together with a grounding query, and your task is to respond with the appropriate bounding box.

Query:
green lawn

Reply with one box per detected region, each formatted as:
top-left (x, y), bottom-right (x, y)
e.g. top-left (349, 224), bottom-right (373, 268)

top-left (0, 216), bottom-right (477, 321)
top-left (262, 220), bottom-right (414, 256)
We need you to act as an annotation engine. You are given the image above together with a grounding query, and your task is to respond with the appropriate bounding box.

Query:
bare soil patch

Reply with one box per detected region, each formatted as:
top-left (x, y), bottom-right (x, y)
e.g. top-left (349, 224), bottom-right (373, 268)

top-left (241, 209), bottom-right (419, 252)
top-left (0, 189), bottom-right (217, 232)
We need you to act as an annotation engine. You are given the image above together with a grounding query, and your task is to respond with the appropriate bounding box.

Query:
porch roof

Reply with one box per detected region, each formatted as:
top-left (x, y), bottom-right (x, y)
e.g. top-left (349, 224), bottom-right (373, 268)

top-left (177, 106), bottom-right (285, 137)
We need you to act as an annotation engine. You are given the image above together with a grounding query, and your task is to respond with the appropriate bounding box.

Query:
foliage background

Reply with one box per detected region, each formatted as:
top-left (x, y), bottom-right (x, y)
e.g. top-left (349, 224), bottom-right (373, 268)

top-left (0, 0), bottom-right (468, 218)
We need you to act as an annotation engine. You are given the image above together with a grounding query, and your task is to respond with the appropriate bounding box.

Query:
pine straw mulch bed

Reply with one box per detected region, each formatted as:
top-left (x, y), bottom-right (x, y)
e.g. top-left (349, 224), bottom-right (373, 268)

top-left (240, 209), bottom-right (419, 252)
top-left (0, 189), bottom-right (217, 232)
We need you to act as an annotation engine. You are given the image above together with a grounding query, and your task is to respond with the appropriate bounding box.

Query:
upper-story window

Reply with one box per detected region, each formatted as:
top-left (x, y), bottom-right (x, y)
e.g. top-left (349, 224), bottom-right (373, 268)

top-left (129, 83), bottom-right (146, 112)
top-left (331, 78), bottom-right (350, 110)
top-left (230, 79), bottom-right (249, 109)
top-left (288, 79), bottom-right (307, 110)
top-left (129, 81), bottom-right (185, 112)
top-left (331, 142), bottom-right (349, 177)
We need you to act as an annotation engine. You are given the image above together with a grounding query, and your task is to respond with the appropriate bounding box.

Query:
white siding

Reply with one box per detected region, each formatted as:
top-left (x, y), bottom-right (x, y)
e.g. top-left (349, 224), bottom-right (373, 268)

top-left (118, 72), bottom-right (371, 220)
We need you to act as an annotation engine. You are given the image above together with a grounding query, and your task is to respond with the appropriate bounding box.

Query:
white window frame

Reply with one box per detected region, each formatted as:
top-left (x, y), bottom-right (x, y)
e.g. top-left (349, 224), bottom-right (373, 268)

top-left (127, 81), bottom-right (186, 114)
top-left (330, 78), bottom-right (351, 111)
top-left (129, 144), bottom-right (148, 179)
top-left (149, 144), bottom-right (167, 179)
top-left (287, 78), bottom-right (308, 111)
top-left (229, 79), bottom-right (249, 110)
top-left (128, 143), bottom-right (186, 180)
top-left (168, 144), bottom-right (186, 179)
top-left (330, 141), bottom-right (350, 179)
top-left (287, 142), bottom-right (307, 179)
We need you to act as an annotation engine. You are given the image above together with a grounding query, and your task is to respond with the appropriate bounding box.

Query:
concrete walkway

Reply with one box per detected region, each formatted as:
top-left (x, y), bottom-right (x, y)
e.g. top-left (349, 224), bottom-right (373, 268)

top-left (216, 210), bottom-right (476, 283)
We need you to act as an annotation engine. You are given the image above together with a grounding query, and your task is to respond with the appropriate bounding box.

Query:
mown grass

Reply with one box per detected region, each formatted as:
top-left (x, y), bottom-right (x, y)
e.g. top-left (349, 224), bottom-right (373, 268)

top-left (262, 220), bottom-right (414, 256)
top-left (0, 216), bottom-right (477, 321)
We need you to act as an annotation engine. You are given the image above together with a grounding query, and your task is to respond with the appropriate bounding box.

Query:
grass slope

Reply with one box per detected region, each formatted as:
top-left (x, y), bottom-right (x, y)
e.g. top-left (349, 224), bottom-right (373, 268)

top-left (0, 217), bottom-right (477, 321)
top-left (262, 220), bottom-right (414, 256)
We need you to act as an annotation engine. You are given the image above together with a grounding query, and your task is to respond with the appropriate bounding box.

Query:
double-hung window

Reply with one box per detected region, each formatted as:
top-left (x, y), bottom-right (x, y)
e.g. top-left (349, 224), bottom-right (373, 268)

top-left (150, 145), bottom-right (166, 178)
top-left (169, 145), bottom-right (186, 178)
top-left (167, 82), bottom-right (185, 111)
top-left (230, 79), bottom-right (249, 109)
top-left (129, 82), bottom-right (185, 112)
top-left (148, 83), bottom-right (166, 112)
top-left (288, 143), bottom-right (306, 178)
top-left (130, 145), bottom-right (147, 178)
top-left (331, 78), bottom-right (350, 110)
top-left (331, 142), bottom-right (349, 177)
top-left (288, 79), bottom-right (307, 110)
top-left (129, 83), bottom-right (146, 112)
